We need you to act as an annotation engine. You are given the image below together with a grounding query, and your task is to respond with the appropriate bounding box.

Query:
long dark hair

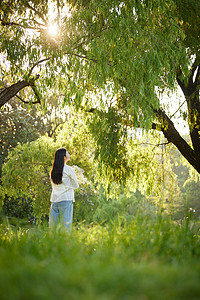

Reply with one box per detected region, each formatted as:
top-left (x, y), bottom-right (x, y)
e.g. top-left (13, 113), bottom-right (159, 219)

top-left (50, 148), bottom-right (67, 184)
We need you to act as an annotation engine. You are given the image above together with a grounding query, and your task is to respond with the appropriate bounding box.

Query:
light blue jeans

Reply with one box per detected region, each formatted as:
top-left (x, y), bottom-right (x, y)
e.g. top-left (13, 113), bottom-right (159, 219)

top-left (49, 201), bottom-right (73, 230)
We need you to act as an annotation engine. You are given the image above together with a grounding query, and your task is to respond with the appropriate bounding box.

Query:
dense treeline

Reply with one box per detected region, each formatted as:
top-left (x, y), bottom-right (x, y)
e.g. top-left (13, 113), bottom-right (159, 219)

top-left (1, 103), bottom-right (200, 225)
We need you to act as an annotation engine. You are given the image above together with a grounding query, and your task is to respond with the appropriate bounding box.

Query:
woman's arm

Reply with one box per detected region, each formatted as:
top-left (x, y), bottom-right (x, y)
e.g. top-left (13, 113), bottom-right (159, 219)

top-left (70, 168), bottom-right (79, 189)
top-left (63, 166), bottom-right (79, 189)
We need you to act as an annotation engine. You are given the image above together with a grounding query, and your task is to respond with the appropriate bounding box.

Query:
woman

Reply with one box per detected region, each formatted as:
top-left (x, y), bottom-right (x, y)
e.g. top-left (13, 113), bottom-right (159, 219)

top-left (49, 148), bottom-right (79, 229)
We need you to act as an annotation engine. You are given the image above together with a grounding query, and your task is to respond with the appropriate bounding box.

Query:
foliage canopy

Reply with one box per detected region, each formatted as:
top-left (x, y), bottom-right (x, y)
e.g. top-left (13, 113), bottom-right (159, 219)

top-left (0, 0), bottom-right (200, 179)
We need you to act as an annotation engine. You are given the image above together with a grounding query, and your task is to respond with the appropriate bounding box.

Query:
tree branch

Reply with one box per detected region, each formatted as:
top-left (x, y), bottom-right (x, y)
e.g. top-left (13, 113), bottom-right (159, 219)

top-left (16, 94), bottom-right (40, 104)
top-left (25, 3), bottom-right (47, 25)
top-left (28, 57), bottom-right (52, 76)
top-left (154, 108), bottom-right (200, 173)
top-left (65, 52), bottom-right (99, 63)
top-left (72, 26), bottom-right (111, 50)
top-left (29, 83), bottom-right (41, 103)
top-left (0, 19), bottom-right (44, 31)
top-left (176, 67), bottom-right (187, 95)
top-left (194, 65), bottom-right (200, 88)
top-left (188, 58), bottom-right (199, 87)
top-left (28, 51), bottom-right (98, 78)
top-left (0, 75), bottom-right (40, 108)
top-left (169, 100), bottom-right (186, 118)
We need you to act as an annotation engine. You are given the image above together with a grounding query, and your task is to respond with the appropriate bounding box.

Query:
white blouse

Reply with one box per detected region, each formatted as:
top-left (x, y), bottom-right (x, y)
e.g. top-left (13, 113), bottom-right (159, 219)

top-left (50, 164), bottom-right (79, 203)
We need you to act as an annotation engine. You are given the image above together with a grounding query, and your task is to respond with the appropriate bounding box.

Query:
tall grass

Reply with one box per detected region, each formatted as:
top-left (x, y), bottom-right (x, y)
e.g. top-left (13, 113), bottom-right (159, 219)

top-left (0, 214), bottom-right (199, 300)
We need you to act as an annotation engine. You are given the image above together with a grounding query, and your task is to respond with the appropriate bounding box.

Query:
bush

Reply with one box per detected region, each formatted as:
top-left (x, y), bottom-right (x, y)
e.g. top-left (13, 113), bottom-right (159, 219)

top-left (92, 189), bottom-right (156, 224)
top-left (1, 195), bottom-right (35, 225)
top-left (73, 183), bottom-right (98, 225)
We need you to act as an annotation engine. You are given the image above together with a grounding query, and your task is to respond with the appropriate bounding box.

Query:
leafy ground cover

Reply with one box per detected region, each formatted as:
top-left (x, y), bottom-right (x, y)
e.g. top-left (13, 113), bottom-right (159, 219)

top-left (0, 215), bottom-right (199, 300)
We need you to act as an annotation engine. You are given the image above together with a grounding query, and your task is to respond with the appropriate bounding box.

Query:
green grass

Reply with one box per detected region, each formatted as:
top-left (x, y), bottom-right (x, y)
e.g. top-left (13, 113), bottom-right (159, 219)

top-left (0, 215), bottom-right (199, 300)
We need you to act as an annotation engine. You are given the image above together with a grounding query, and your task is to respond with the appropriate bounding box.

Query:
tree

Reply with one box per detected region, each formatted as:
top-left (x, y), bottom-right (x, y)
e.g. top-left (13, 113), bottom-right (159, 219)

top-left (1, 0), bottom-right (200, 181)
top-left (63, 0), bottom-right (200, 178)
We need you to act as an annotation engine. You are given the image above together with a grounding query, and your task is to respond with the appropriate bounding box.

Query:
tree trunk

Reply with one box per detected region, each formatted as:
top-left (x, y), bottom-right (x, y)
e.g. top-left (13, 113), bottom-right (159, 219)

top-left (0, 75), bottom-right (40, 108)
top-left (176, 62), bottom-right (200, 158)
top-left (153, 62), bottom-right (200, 173)
top-left (154, 108), bottom-right (200, 174)
top-left (0, 80), bottom-right (29, 108)
top-left (154, 61), bottom-right (200, 174)
top-left (187, 92), bottom-right (200, 155)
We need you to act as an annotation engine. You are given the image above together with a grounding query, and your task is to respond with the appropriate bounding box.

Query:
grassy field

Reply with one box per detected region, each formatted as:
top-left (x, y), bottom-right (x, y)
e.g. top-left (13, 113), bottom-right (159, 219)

top-left (0, 215), bottom-right (199, 300)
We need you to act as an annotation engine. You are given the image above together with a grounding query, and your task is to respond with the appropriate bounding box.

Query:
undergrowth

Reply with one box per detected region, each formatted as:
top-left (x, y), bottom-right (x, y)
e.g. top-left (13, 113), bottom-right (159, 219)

top-left (0, 214), bottom-right (199, 300)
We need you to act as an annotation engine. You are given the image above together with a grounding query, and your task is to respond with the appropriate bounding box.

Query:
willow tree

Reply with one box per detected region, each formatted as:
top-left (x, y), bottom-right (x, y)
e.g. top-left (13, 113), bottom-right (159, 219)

top-left (63, 0), bottom-right (200, 178)
top-left (1, 0), bottom-right (200, 181)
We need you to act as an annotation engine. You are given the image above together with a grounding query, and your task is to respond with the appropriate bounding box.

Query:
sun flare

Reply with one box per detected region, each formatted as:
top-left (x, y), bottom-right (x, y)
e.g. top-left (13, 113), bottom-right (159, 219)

top-left (47, 23), bottom-right (58, 36)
